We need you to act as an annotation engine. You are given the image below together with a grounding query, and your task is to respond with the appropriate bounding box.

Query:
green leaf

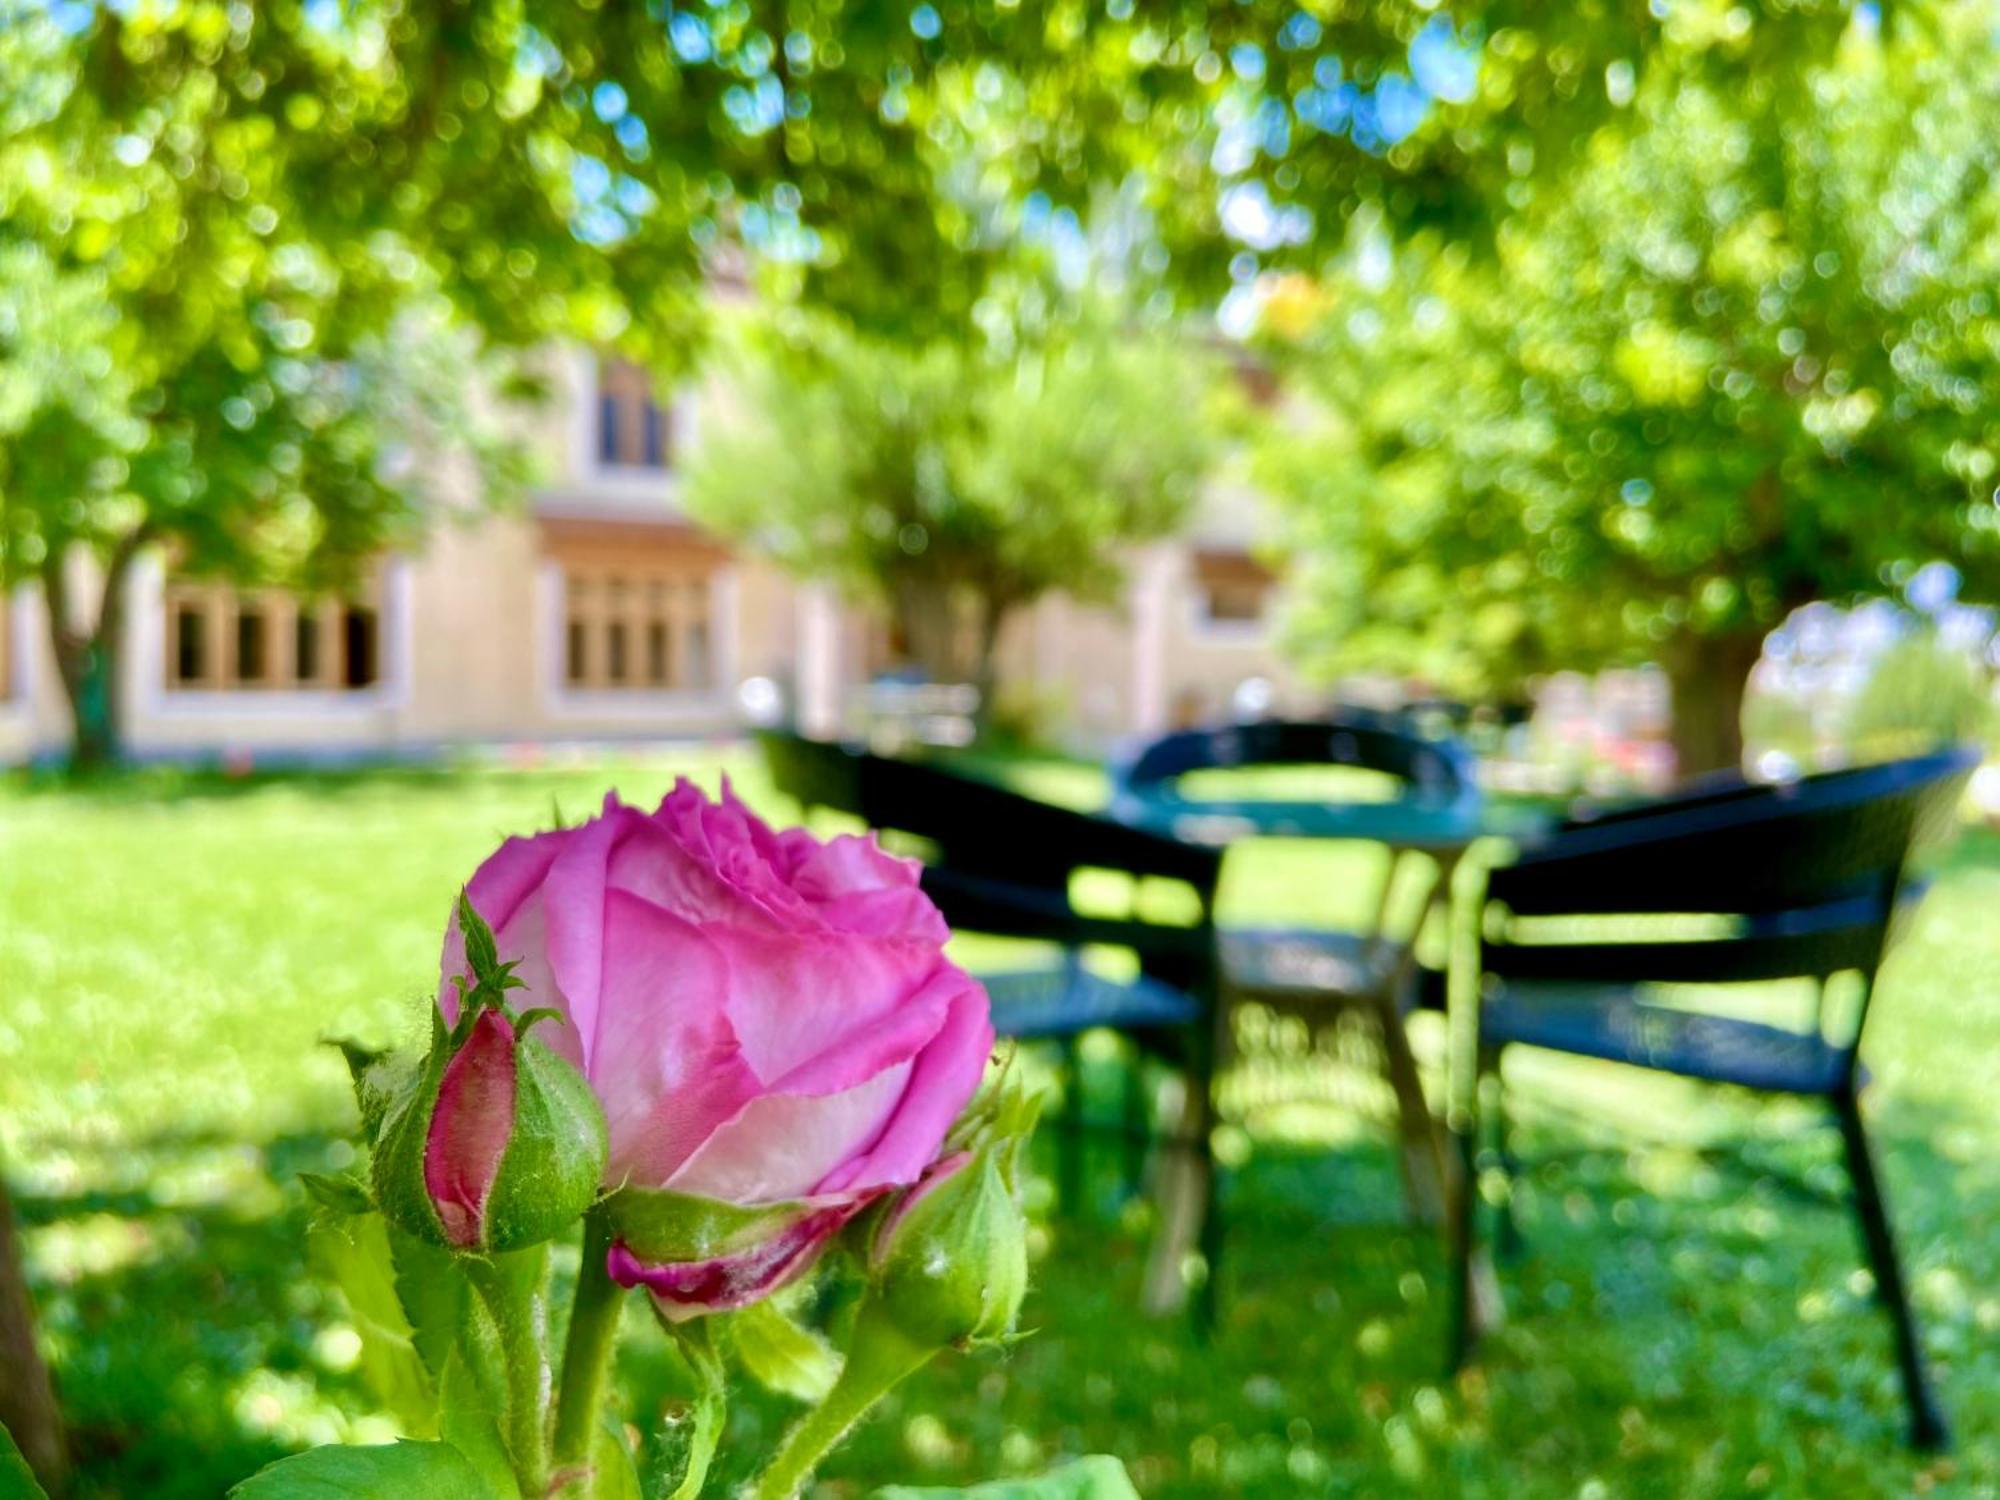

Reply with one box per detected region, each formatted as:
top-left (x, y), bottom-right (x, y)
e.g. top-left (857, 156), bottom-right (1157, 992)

top-left (389, 1223), bottom-right (473, 1387)
top-left (228, 1440), bottom-right (501, 1499)
top-left (728, 1297), bottom-right (843, 1404)
top-left (438, 1349), bottom-right (519, 1500)
top-left (870, 1457), bottom-right (1140, 1500)
top-left (0, 1422), bottom-right (51, 1500)
top-left (587, 1420), bottom-right (643, 1500)
top-left (308, 1213), bottom-right (438, 1435)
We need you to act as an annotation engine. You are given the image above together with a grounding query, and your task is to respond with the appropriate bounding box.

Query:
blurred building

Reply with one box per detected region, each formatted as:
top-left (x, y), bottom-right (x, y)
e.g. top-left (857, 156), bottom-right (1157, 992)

top-left (0, 351), bottom-right (1303, 766)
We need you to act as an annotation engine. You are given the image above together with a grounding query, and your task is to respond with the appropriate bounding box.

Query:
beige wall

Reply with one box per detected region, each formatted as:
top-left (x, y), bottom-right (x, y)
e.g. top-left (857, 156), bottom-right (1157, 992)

top-left (2, 344), bottom-right (1306, 765)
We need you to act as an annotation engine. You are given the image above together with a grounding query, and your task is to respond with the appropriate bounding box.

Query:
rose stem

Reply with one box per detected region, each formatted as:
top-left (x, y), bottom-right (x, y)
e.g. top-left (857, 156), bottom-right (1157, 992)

top-left (466, 1246), bottom-right (553, 1500)
top-left (552, 1204), bottom-right (626, 1480)
top-left (747, 1316), bottom-right (932, 1500)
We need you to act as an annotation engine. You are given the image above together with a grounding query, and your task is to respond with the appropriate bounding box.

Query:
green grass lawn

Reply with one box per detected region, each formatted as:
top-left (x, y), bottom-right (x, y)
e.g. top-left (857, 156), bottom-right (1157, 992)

top-left (5, 750), bottom-right (2000, 1497)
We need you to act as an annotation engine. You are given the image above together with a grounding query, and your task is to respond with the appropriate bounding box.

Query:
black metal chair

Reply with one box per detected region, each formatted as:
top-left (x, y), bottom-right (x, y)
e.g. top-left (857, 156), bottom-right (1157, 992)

top-left (1112, 713), bottom-right (1480, 1222)
top-left (1449, 746), bottom-right (1978, 1449)
top-left (757, 730), bottom-right (1230, 1319)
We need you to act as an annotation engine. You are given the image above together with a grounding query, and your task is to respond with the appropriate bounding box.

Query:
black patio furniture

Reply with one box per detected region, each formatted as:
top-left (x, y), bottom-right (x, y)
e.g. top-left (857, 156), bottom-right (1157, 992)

top-left (1110, 713), bottom-right (1487, 1223)
top-left (1448, 746), bottom-right (1978, 1450)
top-left (757, 730), bottom-right (1229, 1319)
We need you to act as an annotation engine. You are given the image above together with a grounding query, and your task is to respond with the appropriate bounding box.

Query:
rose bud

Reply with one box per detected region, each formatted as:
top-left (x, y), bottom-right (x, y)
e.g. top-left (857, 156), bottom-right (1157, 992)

top-left (439, 780), bottom-right (994, 1318)
top-left (862, 1089), bottom-right (1033, 1352)
top-left (374, 900), bottom-right (608, 1253)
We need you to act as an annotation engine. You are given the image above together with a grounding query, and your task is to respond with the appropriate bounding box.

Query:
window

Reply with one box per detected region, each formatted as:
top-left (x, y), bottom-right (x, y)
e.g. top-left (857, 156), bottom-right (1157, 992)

top-left (236, 608), bottom-right (268, 683)
top-left (595, 358), bottom-right (673, 471)
top-left (175, 607), bottom-right (207, 686)
top-left (164, 577), bottom-right (382, 692)
top-left (564, 569), bottom-right (716, 691)
top-left (294, 611), bottom-right (320, 683)
top-left (1192, 549), bottom-right (1275, 629)
top-left (342, 606), bottom-right (379, 689)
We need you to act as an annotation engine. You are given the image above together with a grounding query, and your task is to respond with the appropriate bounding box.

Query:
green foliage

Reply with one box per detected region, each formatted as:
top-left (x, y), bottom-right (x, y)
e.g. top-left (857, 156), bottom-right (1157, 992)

top-left (872, 1456), bottom-right (1140, 1499)
top-left (307, 1211), bottom-right (451, 1437)
top-left (0, 1423), bottom-right (49, 1500)
top-left (686, 312), bottom-right (1221, 688)
top-left (1259, 8), bottom-right (2000, 737)
top-left (228, 1439), bottom-right (498, 1499)
top-left (1847, 630), bottom-right (1995, 759)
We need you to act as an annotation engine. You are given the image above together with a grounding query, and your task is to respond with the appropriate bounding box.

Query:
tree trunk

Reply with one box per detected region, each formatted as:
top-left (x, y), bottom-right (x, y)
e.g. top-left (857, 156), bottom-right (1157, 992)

top-left (0, 1173), bottom-right (65, 1494)
top-left (1665, 629), bottom-right (1765, 780)
top-left (967, 592), bottom-right (1007, 738)
top-left (42, 535), bottom-right (141, 772)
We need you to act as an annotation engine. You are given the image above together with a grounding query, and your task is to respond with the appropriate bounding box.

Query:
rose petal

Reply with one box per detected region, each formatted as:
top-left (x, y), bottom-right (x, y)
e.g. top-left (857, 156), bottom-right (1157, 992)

top-left (718, 928), bottom-right (947, 1085)
top-left (664, 1062), bottom-right (913, 1203)
top-left (592, 889), bottom-right (763, 1188)
top-left (424, 1009), bottom-right (518, 1248)
top-left (816, 967), bottom-right (994, 1195)
top-left (534, 797), bottom-right (634, 1071)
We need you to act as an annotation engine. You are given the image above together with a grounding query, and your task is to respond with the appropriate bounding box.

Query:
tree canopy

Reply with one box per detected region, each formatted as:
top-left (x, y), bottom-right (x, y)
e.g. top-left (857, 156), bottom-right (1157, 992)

top-left (1257, 4), bottom-right (2000, 771)
top-left (685, 309), bottom-right (1222, 701)
top-left (0, 0), bottom-right (1934, 765)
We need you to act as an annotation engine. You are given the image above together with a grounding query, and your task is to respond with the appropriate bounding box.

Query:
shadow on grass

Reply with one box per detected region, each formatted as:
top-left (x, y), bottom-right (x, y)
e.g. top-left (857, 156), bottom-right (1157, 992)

top-left (14, 1130), bottom-right (376, 1500)
top-left (15, 1084), bottom-right (1996, 1500)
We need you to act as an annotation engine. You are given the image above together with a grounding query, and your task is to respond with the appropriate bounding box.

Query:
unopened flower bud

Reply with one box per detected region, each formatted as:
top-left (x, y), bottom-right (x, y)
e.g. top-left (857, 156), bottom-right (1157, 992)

top-left (372, 898), bottom-right (607, 1252)
top-left (866, 1138), bottom-right (1028, 1351)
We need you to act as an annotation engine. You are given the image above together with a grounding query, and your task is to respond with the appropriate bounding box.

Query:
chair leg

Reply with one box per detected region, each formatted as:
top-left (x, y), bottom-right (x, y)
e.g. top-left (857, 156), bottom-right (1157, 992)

top-left (1446, 1099), bottom-right (1479, 1374)
top-left (1375, 986), bottom-right (1448, 1228)
top-left (1120, 1042), bottom-right (1149, 1201)
top-left (1488, 1047), bottom-right (1524, 1263)
top-left (1833, 1090), bottom-right (1949, 1451)
top-left (1142, 1016), bottom-right (1223, 1328)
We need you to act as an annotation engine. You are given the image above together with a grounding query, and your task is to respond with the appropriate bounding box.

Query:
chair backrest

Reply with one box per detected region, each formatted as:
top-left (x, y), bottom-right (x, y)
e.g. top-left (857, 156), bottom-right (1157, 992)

top-left (757, 731), bottom-right (1223, 982)
top-left (1482, 747), bottom-right (1977, 988)
top-left (1112, 712), bottom-right (1479, 811)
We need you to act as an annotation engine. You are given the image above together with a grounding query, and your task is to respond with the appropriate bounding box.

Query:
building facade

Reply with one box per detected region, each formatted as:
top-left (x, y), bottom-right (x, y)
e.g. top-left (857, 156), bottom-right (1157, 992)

top-left (1, 350), bottom-right (1305, 767)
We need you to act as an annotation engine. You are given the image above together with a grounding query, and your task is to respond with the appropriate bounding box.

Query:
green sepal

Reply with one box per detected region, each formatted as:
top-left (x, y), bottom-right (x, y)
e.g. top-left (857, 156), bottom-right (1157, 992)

top-left (368, 1007), bottom-right (454, 1248)
top-left (332, 1037), bottom-right (412, 1145)
top-left (479, 1034), bottom-right (607, 1254)
top-left (729, 1295), bottom-right (843, 1404)
top-left (300, 1171), bottom-right (374, 1219)
top-left (601, 1183), bottom-right (834, 1265)
top-left (227, 1439), bottom-right (505, 1499)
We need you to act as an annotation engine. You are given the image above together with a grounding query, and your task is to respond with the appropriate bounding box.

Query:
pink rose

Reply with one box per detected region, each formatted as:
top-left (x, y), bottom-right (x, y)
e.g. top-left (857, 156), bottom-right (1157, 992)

top-left (439, 780), bottom-right (993, 1318)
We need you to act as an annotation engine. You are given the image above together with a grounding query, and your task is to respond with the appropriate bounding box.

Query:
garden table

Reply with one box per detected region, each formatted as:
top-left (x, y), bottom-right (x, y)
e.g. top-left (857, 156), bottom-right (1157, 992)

top-left (1106, 778), bottom-right (1554, 1329)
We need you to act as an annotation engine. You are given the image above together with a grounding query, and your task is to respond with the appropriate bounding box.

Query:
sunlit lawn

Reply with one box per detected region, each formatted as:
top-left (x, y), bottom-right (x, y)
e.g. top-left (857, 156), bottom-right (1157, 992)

top-left (4, 749), bottom-right (1999, 1497)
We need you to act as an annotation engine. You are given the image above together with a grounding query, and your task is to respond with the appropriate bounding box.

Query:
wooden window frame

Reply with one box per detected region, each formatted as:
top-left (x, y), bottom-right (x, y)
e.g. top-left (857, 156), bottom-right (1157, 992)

top-left (545, 518), bottom-right (725, 695)
top-left (162, 577), bottom-right (383, 694)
